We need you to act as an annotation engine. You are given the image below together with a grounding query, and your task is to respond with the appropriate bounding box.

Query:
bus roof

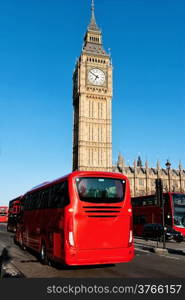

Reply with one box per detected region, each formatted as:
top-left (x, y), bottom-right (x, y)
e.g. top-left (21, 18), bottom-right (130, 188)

top-left (30, 182), bottom-right (50, 190)
top-left (25, 171), bottom-right (128, 195)
top-left (9, 196), bottom-right (23, 204)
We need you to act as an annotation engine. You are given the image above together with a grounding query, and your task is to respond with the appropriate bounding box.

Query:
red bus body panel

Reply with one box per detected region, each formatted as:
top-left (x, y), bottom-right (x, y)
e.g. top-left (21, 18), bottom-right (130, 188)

top-left (173, 226), bottom-right (185, 236)
top-left (0, 206), bottom-right (8, 223)
top-left (7, 197), bottom-right (22, 232)
top-left (63, 172), bottom-right (134, 265)
top-left (133, 206), bottom-right (161, 236)
top-left (132, 193), bottom-right (185, 237)
top-left (16, 171), bottom-right (134, 265)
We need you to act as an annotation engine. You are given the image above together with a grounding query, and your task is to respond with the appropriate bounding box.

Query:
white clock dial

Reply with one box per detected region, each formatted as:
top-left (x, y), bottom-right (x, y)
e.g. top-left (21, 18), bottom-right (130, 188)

top-left (88, 68), bottom-right (105, 86)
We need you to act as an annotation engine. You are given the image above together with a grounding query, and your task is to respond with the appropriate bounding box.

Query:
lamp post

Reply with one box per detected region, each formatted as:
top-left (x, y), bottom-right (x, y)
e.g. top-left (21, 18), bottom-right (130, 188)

top-left (165, 160), bottom-right (171, 192)
top-left (179, 162), bottom-right (182, 193)
top-left (155, 178), bottom-right (166, 249)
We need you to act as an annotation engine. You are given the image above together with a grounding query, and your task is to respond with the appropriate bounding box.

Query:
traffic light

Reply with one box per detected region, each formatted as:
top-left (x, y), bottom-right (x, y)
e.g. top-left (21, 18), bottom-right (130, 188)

top-left (155, 178), bottom-right (163, 207)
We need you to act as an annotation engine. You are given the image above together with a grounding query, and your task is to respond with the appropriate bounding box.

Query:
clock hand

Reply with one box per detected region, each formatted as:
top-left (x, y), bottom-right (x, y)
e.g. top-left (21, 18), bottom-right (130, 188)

top-left (90, 71), bottom-right (97, 78)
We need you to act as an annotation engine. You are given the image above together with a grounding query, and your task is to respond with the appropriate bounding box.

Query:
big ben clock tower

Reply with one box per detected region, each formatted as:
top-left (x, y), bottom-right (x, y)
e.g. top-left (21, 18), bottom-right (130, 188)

top-left (72, 0), bottom-right (113, 172)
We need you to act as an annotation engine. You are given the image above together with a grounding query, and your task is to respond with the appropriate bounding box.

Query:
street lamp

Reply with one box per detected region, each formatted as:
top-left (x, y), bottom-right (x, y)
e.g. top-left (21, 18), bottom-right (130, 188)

top-left (165, 160), bottom-right (171, 192)
top-left (155, 178), bottom-right (166, 249)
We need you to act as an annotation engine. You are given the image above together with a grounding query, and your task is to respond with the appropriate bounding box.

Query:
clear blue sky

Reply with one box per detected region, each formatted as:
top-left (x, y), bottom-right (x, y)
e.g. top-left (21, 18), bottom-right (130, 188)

top-left (0, 0), bottom-right (185, 205)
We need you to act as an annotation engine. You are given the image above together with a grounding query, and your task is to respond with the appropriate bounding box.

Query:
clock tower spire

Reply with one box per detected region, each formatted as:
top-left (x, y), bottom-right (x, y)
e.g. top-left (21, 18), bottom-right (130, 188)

top-left (88, 0), bottom-right (98, 31)
top-left (72, 1), bottom-right (113, 172)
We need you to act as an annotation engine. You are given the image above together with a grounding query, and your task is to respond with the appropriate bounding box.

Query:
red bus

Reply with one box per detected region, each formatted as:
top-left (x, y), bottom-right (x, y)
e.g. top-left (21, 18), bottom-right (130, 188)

top-left (16, 171), bottom-right (134, 266)
top-left (7, 197), bottom-right (22, 232)
top-left (0, 206), bottom-right (9, 223)
top-left (132, 193), bottom-right (185, 237)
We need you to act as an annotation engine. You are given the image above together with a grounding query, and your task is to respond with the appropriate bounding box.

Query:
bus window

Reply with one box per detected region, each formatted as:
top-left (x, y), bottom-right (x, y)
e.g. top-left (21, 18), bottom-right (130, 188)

top-left (40, 188), bottom-right (50, 209)
top-left (76, 177), bottom-right (125, 203)
top-left (48, 181), bottom-right (69, 208)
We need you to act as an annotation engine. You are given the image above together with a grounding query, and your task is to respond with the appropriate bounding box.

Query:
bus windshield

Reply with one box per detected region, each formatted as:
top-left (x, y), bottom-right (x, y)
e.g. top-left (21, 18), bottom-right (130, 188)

top-left (75, 177), bottom-right (125, 203)
top-left (0, 212), bottom-right (7, 216)
top-left (172, 194), bottom-right (185, 228)
top-left (0, 208), bottom-right (7, 216)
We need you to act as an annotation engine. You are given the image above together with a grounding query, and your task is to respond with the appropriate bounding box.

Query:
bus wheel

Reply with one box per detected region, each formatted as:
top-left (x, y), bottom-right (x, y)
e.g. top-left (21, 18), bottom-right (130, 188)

top-left (40, 242), bottom-right (49, 265)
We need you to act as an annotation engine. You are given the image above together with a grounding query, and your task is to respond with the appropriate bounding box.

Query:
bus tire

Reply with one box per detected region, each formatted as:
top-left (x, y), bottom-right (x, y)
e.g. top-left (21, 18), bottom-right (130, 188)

top-left (40, 242), bottom-right (49, 265)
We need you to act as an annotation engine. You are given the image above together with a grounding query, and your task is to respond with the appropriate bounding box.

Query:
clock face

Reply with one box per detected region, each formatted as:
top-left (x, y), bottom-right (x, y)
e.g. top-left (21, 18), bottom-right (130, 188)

top-left (88, 68), bottom-right (106, 86)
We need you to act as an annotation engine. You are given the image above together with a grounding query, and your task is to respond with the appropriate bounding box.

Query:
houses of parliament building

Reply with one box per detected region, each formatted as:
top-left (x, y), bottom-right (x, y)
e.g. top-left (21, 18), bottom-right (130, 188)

top-left (72, 1), bottom-right (185, 196)
top-left (113, 155), bottom-right (185, 197)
